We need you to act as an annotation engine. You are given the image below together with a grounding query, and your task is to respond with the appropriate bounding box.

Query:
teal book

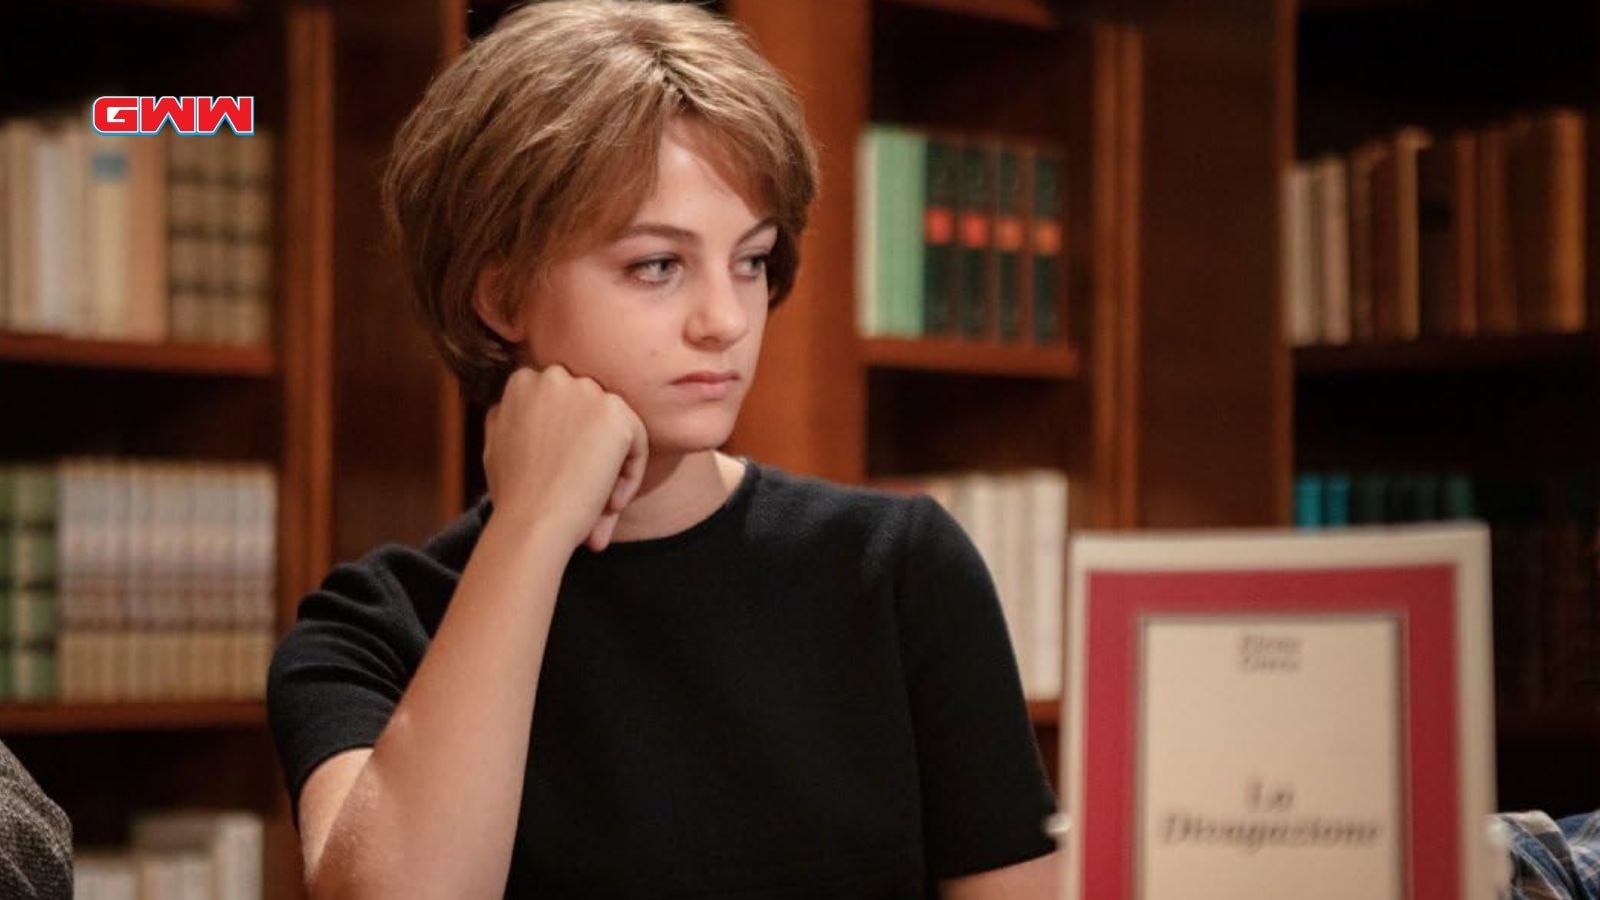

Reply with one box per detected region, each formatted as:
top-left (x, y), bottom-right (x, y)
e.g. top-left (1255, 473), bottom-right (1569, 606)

top-left (1294, 474), bottom-right (1325, 528)
top-left (1322, 473), bottom-right (1352, 527)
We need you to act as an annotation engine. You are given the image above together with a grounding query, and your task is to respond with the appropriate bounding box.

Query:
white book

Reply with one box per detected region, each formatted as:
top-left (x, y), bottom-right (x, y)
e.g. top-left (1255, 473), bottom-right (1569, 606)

top-left (86, 130), bottom-right (132, 338)
top-left (74, 851), bottom-right (139, 900)
top-left (134, 809), bottom-right (264, 900)
top-left (1025, 469), bottom-right (1067, 700)
top-left (996, 473), bottom-right (1032, 693)
top-left (32, 128), bottom-right (66, 334)
top-left (3, 120), bottom-right (39, 330)
top-left (1282, 165), bottom-right (1317, 346)
top-left (1314, 156), bottom-right (1351, 346)
top-left (963, 473), bottom-right (1018, 658)
top-left (126, 129), bottom-right (169, 342)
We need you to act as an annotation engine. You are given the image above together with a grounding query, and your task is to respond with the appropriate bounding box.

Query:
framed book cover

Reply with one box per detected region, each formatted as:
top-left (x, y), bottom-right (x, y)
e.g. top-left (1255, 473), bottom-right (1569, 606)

top-left (1061, 526), bottom-right (1495, 900)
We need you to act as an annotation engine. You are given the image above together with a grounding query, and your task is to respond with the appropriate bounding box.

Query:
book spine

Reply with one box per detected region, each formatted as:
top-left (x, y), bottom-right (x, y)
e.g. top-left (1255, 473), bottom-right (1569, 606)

top-left (957, 140), bottom-right (996, 339)
top-left (922, 134), bottom-right (959, 337)
top-left (995, 144), bottom-right (1026, 343)
top-left (1030, 149), bottom-right (1064, 345)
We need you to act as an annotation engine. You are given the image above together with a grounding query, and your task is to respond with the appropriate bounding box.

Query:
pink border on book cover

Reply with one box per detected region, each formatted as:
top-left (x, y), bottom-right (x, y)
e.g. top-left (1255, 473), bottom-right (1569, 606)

top-left (1079, 565), bottom-right (1458, 900)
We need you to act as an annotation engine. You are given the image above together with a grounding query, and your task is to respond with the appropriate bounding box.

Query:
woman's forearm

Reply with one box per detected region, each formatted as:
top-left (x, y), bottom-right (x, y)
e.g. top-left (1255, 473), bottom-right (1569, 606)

top-left (311, 516), bottom-right (571, 900)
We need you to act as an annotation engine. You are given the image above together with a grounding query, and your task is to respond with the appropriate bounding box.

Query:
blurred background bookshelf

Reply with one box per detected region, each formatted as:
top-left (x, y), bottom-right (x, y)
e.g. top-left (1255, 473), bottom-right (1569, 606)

top-left (15, 0), bottom-right (1600, 896)
top-left (1, 0), bottom-right (333, 897)
top-left (1287, 0), bottom-right (1600, 813)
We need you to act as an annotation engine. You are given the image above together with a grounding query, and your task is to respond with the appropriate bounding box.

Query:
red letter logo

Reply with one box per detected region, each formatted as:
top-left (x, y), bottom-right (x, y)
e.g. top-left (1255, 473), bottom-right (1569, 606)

top-left (196, 96), bottom-right (254, 135)
top-left (139, 96), bottom-right (198, 135)
top-left (92, 96), bottom-right (140, 134)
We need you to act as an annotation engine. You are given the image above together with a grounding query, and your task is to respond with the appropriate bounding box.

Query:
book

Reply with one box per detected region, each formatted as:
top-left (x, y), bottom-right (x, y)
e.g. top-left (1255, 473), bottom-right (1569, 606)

top-left (1063, 526), bottom-right (1496, 900)
top-left (1030, 149), bottom-right (1065, 345)
top-left (957, 139), bottom-right (996, 339)
top-left (1417, 132), bottom-right (1478, 337)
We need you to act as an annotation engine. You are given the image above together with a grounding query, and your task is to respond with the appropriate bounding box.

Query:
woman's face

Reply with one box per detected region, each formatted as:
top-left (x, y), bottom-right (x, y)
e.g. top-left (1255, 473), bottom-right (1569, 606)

top-left (512, 119), bottom-right (775, 455)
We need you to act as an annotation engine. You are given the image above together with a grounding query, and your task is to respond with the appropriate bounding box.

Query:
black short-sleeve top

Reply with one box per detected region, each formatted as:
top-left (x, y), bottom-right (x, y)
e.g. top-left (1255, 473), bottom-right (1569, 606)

top-left (267, 458), bottom-right (1058, 898)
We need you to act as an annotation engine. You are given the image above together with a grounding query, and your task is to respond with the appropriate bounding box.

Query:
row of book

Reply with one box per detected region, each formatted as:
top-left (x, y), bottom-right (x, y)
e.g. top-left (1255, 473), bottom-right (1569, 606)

top-left (872, 468), bottom-right (1068, 702)
top-left (76, 809), bottom-right (262, 900)
top-left (1, 458), bottom-right (277, 702)
top-left (857, 126), bottom-right (1066, 346)
top-left (1284, 108), bottom-right (1587, 347)
top-left (1296, 469), bottom-right (1598, 713)
top-left (0, 103), bottom-right (275, 347)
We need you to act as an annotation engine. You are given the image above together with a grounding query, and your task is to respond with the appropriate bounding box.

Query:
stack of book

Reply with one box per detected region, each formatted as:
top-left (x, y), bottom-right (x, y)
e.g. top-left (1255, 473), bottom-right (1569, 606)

top-left (872, 468), bottom-right (1068, 702)
top-left (76, 809), bottom-right (263, 900)
top-left (1295, 468), bottom-right (1599, 715)
top-left (0, 101), bottom-right (275, 346)
top-left (857, 125), bottom-right (1066, 346)
top-left (1283, 108), bottom-right (1587, 346)
top-left (0, 459), bottom-right (277, 703)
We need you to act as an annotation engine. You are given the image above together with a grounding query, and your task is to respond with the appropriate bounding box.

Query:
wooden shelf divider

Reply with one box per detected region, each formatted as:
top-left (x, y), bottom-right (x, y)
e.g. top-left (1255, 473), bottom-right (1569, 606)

top-left (1294, 333), bottom-right (1598, 375)
top-left (860, 336), bottom-right (1081, 379)
top-left (880, 0), bottom-right (1059, 29)
top-left (0, 332), bottom-right (275, 377)
top-left (0, 701), bottom-right (267, 735)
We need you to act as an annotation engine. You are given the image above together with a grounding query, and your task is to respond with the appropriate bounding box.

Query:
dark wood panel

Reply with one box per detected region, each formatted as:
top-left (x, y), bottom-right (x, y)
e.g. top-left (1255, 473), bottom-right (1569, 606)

top-left (725, 0), bottom-right (870, 483)
top-left (328, 0), bottom-right (463, 558)
top-left (1130, 0), bottom-right (1288, 528)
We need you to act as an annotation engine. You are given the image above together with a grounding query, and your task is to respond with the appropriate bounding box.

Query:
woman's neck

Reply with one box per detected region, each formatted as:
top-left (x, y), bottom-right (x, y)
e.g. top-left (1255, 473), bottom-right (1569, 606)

top-left (607, 448), bottom-right (745, 544)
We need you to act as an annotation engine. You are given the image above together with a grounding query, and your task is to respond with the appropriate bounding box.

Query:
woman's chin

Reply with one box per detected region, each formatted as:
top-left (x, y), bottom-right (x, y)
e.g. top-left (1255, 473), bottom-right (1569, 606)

top-left (643, 411), bottom-right (738, 455)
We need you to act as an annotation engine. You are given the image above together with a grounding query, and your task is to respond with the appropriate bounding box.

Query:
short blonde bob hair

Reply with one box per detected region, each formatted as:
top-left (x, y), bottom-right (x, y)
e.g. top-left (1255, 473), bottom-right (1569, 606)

top-left (380, 0), bottom-right (820, 406)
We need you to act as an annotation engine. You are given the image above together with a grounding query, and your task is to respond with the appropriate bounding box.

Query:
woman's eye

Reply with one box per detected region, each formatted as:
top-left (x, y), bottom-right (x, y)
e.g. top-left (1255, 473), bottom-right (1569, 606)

top-left (736, 254), bottom-right (771, 279)
top-left (627, 257), bottom-right (681, 285)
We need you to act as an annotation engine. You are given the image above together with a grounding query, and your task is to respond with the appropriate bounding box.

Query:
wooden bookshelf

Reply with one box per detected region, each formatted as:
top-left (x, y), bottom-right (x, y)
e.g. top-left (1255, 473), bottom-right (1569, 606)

top-left (1294, 333), bottom-right (1597, 375)
top-left (1291, 0), bottom-right (1600, 815)
top-left (0, 332), bottom-right (275, 377)
top-left (880, 0), bottom-right (1059, 29)
top-left (94, 0), bottom-right (246, 16)
top-left (860, 337), bottom-right (1081, 379)
top-left (0, 701), bottom-right (266, 735)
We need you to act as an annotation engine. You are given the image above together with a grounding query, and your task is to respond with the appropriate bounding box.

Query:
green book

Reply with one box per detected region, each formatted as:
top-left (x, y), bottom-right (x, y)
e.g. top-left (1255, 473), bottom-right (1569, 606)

top-left (923, 136), bottom-right (960, 337)
top-left (996, 145), bottom-right (1025, 342)
top-left (1031, 150), bottom-right (1064, 344)
top-left (902, 132), bottom-right (928, 337)
top-left (958, 141), bottom-right (995, 338)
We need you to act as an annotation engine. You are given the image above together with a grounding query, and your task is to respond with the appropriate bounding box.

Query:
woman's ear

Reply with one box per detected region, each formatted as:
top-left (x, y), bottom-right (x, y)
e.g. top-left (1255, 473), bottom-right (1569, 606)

top-left (472, 264), bottom-right (527, 344)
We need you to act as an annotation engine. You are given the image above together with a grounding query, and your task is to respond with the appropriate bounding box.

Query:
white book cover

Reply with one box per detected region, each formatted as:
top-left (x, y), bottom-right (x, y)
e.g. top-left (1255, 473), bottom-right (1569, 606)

top-left (1062, 525), bottom-right (1495, 900)
top-left (1026, 469), bottom-right (1067, 701)
top-left (1314, 156), bottom-right (1351, 346)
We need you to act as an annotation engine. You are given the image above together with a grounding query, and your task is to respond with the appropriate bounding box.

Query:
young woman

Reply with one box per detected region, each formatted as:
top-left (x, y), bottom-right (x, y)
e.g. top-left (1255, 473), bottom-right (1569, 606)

top-left (266, 2), bottom-right (1061, 897)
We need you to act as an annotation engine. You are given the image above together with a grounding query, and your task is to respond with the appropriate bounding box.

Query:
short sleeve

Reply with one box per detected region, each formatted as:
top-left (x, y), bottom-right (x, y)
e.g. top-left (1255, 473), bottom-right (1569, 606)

top-left (894, 494), bottom-right (1059, 879)
top-left (266, 553), bottom-right (432, 823)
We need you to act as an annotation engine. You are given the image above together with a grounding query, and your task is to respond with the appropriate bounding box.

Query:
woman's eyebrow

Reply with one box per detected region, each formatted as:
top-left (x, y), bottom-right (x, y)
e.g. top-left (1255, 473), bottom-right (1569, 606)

top-left (613, 217), bottom-right (779, 246)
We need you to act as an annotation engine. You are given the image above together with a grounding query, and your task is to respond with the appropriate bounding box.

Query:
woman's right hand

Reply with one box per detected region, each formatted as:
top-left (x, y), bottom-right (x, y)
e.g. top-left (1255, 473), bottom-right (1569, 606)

top-left (483, 364), bottom-right (650, 553)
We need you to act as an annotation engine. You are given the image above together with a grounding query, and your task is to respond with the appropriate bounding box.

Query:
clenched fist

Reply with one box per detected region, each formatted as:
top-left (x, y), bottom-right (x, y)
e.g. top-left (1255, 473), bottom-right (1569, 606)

top-left (483, 365), bottom-right (650, 553)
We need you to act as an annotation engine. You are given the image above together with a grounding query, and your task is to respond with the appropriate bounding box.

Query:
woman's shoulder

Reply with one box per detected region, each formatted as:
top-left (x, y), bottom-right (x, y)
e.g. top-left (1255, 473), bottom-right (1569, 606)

top-left (744, 461), bottom-right (937, 557)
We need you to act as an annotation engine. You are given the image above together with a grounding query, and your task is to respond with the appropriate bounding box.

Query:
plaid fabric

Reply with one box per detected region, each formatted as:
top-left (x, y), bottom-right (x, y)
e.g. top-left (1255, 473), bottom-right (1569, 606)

top-left (1500, 811), bottom-right (1600, 900)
